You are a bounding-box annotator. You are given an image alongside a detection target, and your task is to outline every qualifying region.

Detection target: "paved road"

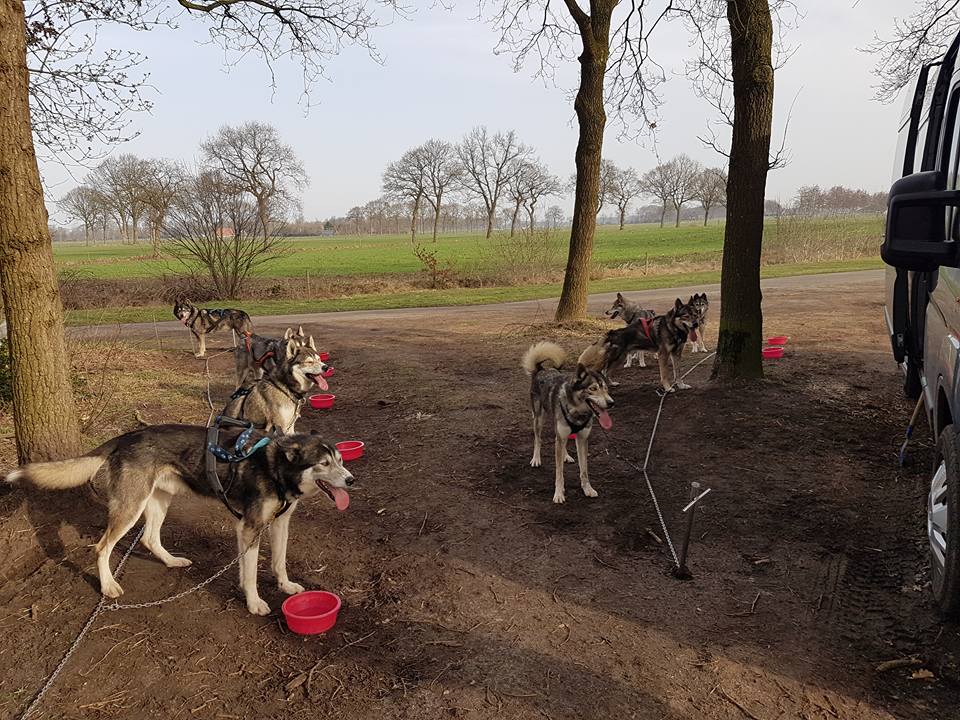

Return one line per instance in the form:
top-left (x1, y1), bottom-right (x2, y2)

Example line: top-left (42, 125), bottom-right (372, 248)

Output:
top-left (62, 269), bottom-right (883, 342)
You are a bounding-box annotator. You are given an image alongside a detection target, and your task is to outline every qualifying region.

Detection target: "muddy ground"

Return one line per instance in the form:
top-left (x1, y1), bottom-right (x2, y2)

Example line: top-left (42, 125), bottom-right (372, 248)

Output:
top-left (0, 272), bottom-right (957, 720)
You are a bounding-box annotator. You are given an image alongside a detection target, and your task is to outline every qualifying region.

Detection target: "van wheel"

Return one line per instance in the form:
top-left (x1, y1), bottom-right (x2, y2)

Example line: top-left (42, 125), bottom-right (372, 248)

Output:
top-left (904, 356), bottom-right (922, 399)
top-left (930, 426), bottom-right (960, 616)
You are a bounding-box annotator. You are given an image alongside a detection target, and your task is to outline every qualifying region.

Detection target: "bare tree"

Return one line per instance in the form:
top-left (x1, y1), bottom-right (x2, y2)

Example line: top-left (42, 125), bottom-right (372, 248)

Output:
top-left (383, 147), bottom-right (429, 241)
top-left (166, 170), bottom-right (285, 298)
top-left (457, 126), bottom-right (530, 239)
top-left (58, 185), bottom-right (102, 244)
top-left (607, 164), bottom-right (643, 230)
top-left (519, 161), bottom-right (561, 233)
top-left (421, 139), bottom-right (462, 242)
top-left (486, 2), bottom-right (670, 321)
top-left (88, 154), bottom-right (146, 243)
top-left (201, 122), bottom-right (307, 240)
top-left (665, 154), bottom-right (702, 227)
top-left (640, 163), bottom-right (673, 228)
top-left (137, 159), bottom-right (184, 257)
top-left (693, 166), bottom-right (727, 226)
top-left (866, 1), bottom-right (960, 103)
top-left (546, 205), bottom-right (565, 229)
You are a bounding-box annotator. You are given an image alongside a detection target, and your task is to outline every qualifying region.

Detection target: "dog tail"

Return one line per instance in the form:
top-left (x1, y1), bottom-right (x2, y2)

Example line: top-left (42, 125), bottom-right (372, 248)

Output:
top-left (522, 341), bottom-right (566, 375)
top-left (4, 438), bottom-right (117, 490)
top-left (577, 340), bottom-right (607, 372)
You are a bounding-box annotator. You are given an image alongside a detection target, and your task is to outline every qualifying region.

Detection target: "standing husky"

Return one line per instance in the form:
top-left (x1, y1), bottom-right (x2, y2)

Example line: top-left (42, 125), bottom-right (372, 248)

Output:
top-left (4, 426), bottom-right (354, 616)
top-left (236, 326), bottom-right (311, 387)
top-left (685, 293), bottom-right (709, 353)
top-left (605, 293), bottom-right (656, 368)
top-left (522, 342), bottom-right (614, 504)
top-left (579, 298), bottom-right (699, 392)
top-left (222, 339), bottom-right (329, 434)
top-left (173, 298), bottom-right (253, 358)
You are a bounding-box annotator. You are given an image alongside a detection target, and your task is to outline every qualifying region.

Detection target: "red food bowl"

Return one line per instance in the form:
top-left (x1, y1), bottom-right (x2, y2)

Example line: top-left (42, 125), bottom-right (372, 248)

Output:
top-left (762, 346), bottom-right (785, 359)
top-left (309, 393), bottom-right (335, 410)
top-left (319, 351), bottom-right (330, 362)
top-left (767, 335), bottom-right (789, 345)
top-left (282, 591), bottom-right (342, 635)
top-left (322, 367), bottom-right (335, 379)
top-left (336, 440), bottom-right (365, 461)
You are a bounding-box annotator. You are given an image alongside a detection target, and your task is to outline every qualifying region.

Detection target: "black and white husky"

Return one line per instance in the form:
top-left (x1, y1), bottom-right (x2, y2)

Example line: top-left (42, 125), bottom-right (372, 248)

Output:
top-left (522, 342), bottom-right (614, 504)
top-left (685, 293), bottom-right (710, 353)
top-left (173, 298), bottom-right (253, 358)
top-left (605, 292), bottom-right (656, 369)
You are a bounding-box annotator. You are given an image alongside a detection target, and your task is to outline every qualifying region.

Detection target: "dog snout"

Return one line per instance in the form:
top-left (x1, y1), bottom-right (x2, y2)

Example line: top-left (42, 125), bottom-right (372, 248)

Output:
top-left (606, 397), bottom-right (615, 408)
top-left (345, 474), bottom-right (354, 486)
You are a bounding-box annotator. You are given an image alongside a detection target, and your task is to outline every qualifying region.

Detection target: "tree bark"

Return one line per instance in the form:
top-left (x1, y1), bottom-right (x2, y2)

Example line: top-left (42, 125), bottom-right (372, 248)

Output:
top-left (510, 200), bottom-right (521, 237)
top-left (711, 0), bottom-right (774, 382)
top-left (555, 5), bottom-right (611, 323)
top-left (485, 206), bottom-right (495, 239)
top-left (674, 203), bottom-right (681, 227)
top-left (410, 193), bottom-right (421, 242)
top-left (703, 206), bottom-right (710, 226)
top-left (659, 204), bottom-right (666, 228)
top-left (0, 0), bottom-right (82, 463)
top-left (619, 205), bottom-right (626, 230)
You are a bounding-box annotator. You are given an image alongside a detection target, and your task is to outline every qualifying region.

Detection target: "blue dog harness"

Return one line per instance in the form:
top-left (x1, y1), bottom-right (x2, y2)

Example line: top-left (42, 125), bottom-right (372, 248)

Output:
top-left (205, 416), bottom-right (285, 520)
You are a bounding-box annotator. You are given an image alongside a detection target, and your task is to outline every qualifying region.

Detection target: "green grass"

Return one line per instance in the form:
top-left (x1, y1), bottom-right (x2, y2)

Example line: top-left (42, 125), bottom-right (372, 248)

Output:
top-left (54, 216), bottom-right (884, 280)
top-left (64, 257), bottom-right (883, 326)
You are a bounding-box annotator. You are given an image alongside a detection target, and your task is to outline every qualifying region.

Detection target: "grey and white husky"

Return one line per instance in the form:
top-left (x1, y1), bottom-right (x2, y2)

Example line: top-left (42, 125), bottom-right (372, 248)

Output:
top-left (605, 293), bottom-right (656, 369)
top-left (223, 339), bottom-right (329, 434)
top-left (5, 426), bottom-right (354, 615)
top-left (235, 326), bottom-right (311, 388)
top-left (685, 293), bottom-right (709, 353)
top-left (522, 342), bottom-right (614, 504)
top-left (173, 298), bottom-right (253, 358)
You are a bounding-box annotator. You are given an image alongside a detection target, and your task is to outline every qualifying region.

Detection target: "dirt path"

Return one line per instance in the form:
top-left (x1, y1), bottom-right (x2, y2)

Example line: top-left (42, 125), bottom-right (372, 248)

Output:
top-left (2, 268), bottom-right (958, 720)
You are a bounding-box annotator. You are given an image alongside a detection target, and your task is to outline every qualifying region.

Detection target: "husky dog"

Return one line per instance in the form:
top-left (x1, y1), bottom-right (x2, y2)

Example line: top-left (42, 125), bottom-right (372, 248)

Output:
top-left (605, 293), bottom-right (656, 369)
top-left (173, 298), bottom-right (253, 358)
top-left (522, 342), bottom-right (614, 504)
top-left (685, 293), bottom-right (709, 353)
top-left (5, 426), bottom-right (354, 615)
top-left (236, 326), bottom-right (311, 388)
top-left (579, 298), bottom-right (699, 393)
top-left (222, 339), bottom-right (329, 434)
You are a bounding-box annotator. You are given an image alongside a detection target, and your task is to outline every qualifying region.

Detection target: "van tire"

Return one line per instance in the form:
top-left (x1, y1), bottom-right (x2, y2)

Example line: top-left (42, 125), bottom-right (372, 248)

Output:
top-left (931, 426), bottom-right (960, 616)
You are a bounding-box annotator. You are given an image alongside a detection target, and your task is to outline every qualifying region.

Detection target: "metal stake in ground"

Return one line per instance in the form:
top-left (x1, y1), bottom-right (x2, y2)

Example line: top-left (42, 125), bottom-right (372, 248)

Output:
top-left (674, 481), bottom-right (710, 580)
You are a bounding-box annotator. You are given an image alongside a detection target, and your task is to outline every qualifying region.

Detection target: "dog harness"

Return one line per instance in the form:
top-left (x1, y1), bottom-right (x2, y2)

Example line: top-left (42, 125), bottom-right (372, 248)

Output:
top-left (561, 405), bottom-right (592, 435)
top-left (638, 316), bottom-right (654, 341)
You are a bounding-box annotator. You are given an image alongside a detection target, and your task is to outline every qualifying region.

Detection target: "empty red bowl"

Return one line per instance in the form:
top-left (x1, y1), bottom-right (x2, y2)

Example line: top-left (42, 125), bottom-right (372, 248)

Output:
top-left (336, 440), bottom-right (365, 461)
top-left (322, 367), bottom-right (335, 379)
top-left (762, 346), bottom-right (784, 359)
top-left (767, 335), bottom-right (789, 345)
top-left (319, 352), bottom-right (330, 362)
top-left (310, 393), bottom-right (335, 410)
top-left (282, 591), bottom-right (341, 635)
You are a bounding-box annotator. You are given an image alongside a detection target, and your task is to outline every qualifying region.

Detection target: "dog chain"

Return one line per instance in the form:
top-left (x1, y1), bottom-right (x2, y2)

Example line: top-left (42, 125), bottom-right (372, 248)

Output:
top-left (601, 351), bottom-right (717, 569)
top-left (17, 524), bottom-right (268, 720)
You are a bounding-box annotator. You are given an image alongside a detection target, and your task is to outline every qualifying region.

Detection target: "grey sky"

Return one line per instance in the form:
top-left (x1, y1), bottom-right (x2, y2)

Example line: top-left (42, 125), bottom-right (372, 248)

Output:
top-left (41, 1), bottom-right (911, 220)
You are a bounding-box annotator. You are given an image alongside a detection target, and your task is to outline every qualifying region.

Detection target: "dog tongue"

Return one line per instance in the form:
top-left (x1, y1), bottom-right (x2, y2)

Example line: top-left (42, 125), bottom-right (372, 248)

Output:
top-left (598, 409), bottom-right (613, 430)
top-left (315, 375), bottom-right (329, 391)
top-left (330, 487), bottom-right (350, 512)
top-left (689, 329), bottom-right (698, 342)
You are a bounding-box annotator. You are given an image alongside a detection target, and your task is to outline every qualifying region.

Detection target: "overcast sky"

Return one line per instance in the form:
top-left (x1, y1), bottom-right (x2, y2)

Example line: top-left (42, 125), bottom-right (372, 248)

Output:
top-left (40, 1), bottom-right (913, 221)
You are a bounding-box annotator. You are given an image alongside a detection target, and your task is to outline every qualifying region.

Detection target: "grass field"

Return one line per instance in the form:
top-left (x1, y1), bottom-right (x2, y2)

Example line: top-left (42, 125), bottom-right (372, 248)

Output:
top-left (54, 215), bottom-right (884, 280)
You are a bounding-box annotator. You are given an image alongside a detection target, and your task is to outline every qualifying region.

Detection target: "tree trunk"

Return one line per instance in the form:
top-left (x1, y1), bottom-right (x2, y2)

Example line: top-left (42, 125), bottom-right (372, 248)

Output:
top-left (510, 200), bottom-right (521, 237)
top-left (703, 206), bottom-right (710, 226)
top-left (0, 0), bottom-right (82, 463)
top-left (432, 206), bottom-right (440, 243)
top-left (555, 8), bottom-right (611, 323)
top-left (410, 194), bottom-right (421, 242)
top-left (675, 204), bottom-right (681, 227)
top-left (485, 206), bottom-right (495, 239)
top-left (618, 205), bottom-right (626, 230)
top-left (659, 204), bottom-right (666, 228)
top-left (528, 204), bottom-right (536, 234)
top-left (711, 0), bottom-right (774, 382)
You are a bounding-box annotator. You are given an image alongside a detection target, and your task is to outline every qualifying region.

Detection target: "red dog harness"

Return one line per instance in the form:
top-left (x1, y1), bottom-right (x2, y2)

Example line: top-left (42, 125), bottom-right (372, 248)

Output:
top-left (638, 316), bottom-right (653, 341)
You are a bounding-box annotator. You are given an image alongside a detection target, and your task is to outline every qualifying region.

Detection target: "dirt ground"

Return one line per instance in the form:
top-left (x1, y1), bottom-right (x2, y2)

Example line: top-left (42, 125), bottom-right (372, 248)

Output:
top-left (1, 272), bottom-right (958, 720)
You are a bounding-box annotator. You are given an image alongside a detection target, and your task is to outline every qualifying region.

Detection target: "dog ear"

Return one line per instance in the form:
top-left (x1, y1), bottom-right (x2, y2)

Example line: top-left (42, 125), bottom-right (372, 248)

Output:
top-left (675, 298), bottom-right (683, 311)
top-left (283, 328), bottom-right (294, 340)
top-left (286, 339), bottom-right (297, 359)
top-left (308, 336), bottom-right (316, 350)
top-left (616, 292), bottom-right (624, 301)
top-left (575, 363), bottom-right (588, 380)
top-left (297, 325), bottom-right (305, 338)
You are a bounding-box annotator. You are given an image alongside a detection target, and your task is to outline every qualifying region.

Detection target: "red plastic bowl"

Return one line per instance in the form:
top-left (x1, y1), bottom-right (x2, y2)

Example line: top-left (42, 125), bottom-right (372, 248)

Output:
top-left (762, 346), bottom-right (785, 359)
top-left (319, 351), bottom-right (330, 362)
top-left (336, 440), bottom-right (365, 461)
top-left (282, 591), bottom-right (341, 635)
top-left (322, 367), bottom-right (335, 379)
top-left (767, 335), bottom-right (789, 345)
top-left (310, 393), bottom-right (335, 410)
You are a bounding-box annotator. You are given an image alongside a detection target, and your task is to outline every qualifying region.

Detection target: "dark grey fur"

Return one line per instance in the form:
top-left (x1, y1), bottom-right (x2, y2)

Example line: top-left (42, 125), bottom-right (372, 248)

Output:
top-left (173, 298), bottom-right (253, 358)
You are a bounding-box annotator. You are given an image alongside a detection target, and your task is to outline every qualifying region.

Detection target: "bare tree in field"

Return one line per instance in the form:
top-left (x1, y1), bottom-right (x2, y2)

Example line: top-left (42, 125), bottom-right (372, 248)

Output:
top-left (519, 161), bottom-right (561, 233)
top-left (166, 170), bottom-right (285, 298)
top-left (421, 139), bottom-right (462, 242)
top-left (866, 0), bottom-right (960, 103)
top-left (383, 147), bottom-right (429, 241)
top-left (137, 159), bottom-right (184, 257)
top-left (607, 164), bottom-right (643, 230)
top-left (693, 166), bottom-right (727, 226)
top-left (665, 154), bottom-right (702, 227)
top-left (1, 0), bottom-right (399, 462)
top-left (201, 122), bottom-right (307, 240)
top-left (486, 2), bottom-right (669, 321)
top-left (457, 127), bottom-right (530, 239)
top-left (640, 163), bottom-right (673, 228)
top-left (506, 170), bottom-right (528, 238)
top-left (58, 186), bottom-right (102, 244)
top-left (89, 154), bottom-right (146, 243)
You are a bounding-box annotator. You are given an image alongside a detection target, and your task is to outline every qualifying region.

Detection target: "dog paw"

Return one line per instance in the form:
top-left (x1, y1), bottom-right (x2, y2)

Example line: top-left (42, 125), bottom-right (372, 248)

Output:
top-left (194, 353), bottom-right (205, 359)
top-left (564, 453), bottom-right (575, 463)
top-left (677, 382), bottom-right (692, 390)
top-left (246, 597), bottom-right (271, 616)
top-left (552, 492), bottom-right (566, 504)
top-left (661, 385), bottom-right (676, 394)
top-left (530, 457), bottom-right (541, 468)
top-left (582, 485), bottom-right (599, 498)
top-left (279, 581), bottom-right (305, 595)
top-left (101, 579), bottom-right (124, 598)
top-left (165, 556), bottom-right (192, 569)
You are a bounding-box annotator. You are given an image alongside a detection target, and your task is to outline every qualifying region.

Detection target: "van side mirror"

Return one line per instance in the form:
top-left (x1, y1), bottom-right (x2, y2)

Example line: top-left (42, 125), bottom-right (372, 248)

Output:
top-left (882, 171), bottom-right (960, 271)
